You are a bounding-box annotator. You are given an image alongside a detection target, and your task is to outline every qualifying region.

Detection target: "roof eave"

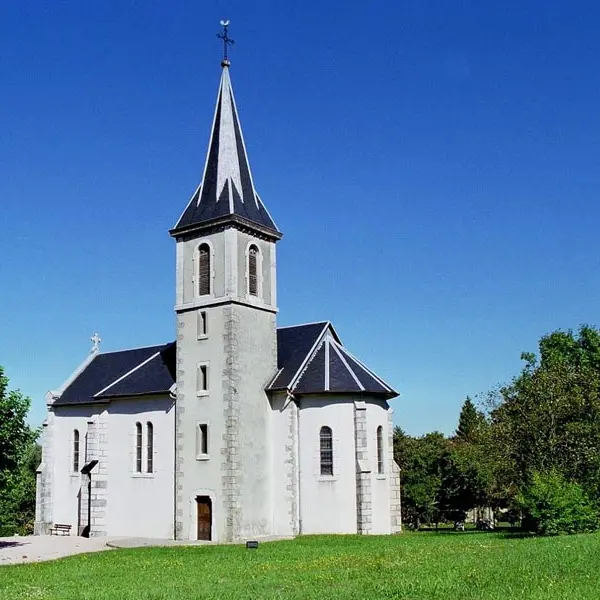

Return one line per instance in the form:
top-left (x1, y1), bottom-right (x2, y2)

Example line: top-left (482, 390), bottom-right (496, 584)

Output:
top-left (95, 390), bottom-right (173, 400)
top-left (52, 398), bottom-right (110, 408)
top-left (266, 386), bottom-right (398, 400)
top-left (169, 213), bottom-right (282, 242)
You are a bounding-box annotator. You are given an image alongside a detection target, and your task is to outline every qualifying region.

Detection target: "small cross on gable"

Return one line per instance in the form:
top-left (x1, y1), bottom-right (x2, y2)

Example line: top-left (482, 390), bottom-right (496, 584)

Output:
top-left (90, 333), bottom-right (102, 353)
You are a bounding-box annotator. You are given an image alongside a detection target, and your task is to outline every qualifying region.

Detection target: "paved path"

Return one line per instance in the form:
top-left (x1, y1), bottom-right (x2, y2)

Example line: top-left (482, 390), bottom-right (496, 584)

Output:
top-left (0, 536), bottom-right (117, 566)
top-left (0, 534), bottom-right (294, 565)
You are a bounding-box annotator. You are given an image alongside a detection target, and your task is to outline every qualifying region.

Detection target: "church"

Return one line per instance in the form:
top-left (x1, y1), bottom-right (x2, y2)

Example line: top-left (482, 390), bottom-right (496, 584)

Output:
top-left (35, 33), bottom-right (402, 542)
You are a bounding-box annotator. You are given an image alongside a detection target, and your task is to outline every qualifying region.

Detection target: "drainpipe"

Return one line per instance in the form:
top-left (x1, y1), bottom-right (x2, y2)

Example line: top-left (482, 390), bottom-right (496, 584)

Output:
top-left (170, 383), bottom-right (177, 540)
top-left (288, 390), bottom-right (302, 535)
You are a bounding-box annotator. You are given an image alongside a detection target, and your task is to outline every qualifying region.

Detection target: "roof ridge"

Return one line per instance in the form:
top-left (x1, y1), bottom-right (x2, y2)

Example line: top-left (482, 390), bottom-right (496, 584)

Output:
top-left (99, 342), bottom-right (173, 356)
top-left (286, 322), bottom-right (330, 391)
top-left (277, 321), bottom-right (330, 330)
top-left (292, 340), bottom-right (325, 393)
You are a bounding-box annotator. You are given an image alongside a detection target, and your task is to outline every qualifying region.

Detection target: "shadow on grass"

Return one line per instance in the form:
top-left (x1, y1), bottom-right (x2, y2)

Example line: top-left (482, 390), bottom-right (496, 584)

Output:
top-left (415, 526), bottom-right (535, 539)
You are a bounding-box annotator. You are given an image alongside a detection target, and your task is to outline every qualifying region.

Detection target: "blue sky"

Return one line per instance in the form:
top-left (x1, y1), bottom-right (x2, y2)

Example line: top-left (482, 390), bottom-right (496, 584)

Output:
top-left (1, 1), bottom-right (599, 435)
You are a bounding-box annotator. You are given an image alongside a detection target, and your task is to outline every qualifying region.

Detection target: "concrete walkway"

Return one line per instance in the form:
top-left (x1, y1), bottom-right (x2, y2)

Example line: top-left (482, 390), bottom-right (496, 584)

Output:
top-left (0, 534), bottom-right (294, 565)
top-left (0, 535), bottom-right (117, 566)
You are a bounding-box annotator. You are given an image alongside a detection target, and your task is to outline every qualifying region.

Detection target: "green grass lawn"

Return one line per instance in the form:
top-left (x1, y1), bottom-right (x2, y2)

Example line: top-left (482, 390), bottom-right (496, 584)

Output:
top-left (1, 531), bottom-right (599, 600)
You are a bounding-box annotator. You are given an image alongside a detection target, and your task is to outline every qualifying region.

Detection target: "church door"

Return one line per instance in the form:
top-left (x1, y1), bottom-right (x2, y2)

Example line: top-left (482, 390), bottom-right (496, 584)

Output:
top-left (196, 496), bottom-right (212, 541)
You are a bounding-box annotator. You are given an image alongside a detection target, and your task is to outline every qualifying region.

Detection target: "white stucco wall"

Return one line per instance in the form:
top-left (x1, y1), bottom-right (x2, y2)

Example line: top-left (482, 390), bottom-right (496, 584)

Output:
top-left (50, 404), bottom-right (99, 529)
top-left (298, 396), bottom-right (357, 534)
top-left (48, 396), bottom-right (175, 538)
top-left (105, 395), bottom-right (175, 538)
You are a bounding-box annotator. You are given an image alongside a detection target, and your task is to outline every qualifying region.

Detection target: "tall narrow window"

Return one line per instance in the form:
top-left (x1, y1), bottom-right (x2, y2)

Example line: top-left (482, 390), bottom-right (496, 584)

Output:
top-left (147, 422), bottom-right (154, 473)
top-left (197, 424), bottom-right (209, 457)
top-left (377, 426), bottom-right (384, 474)
top-left (135, 422), bottom-right (142, 472)
top-left (197, 310), bottom-right (208, 339)
top-left (197, 244), bottom-right (211, 296)
top-left (197, 364), bottom-right (208, 394)
top-left (73, 429), bottom-right (80, 472)
top-left (248, 245), bottom-right (258, 296)
top-left (320, 426), bottom-right (333, 476)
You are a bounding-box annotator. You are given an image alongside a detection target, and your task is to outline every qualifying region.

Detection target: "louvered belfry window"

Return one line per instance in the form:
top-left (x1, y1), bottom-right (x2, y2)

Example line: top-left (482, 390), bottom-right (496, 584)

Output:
top-left (248, 245), bottom-right (258, 296)
top-left (198, 244), bottom-right (211, 296)
top-left (320, 426), bottom-right (333, 476)
top-left (377, 426), bottom-right (384, 474)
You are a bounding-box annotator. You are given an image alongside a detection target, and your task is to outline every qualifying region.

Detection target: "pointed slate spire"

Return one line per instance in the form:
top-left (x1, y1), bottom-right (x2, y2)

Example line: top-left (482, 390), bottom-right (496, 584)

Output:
top-left (171, 64), bottom-right (281, 239)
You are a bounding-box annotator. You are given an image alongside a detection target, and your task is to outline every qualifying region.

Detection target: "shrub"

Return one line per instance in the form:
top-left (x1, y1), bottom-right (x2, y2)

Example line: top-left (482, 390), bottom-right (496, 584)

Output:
top-left (519, 471), bottom-right (599, 535)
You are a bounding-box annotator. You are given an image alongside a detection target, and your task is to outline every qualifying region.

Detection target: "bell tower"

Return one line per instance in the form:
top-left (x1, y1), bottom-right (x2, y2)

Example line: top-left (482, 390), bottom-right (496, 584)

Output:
top-left (169, 22), bottom-right (282, 541)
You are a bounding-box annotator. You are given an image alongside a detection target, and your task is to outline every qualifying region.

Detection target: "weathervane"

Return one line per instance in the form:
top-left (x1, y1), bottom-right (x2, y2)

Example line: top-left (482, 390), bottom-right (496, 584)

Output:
top-left (217, 19), bottom-right (235, 67)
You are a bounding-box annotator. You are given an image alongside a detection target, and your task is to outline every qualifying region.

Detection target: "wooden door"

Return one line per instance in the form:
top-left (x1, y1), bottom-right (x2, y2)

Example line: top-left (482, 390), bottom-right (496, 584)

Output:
top-left (196, 496), bottom-right (212, 541)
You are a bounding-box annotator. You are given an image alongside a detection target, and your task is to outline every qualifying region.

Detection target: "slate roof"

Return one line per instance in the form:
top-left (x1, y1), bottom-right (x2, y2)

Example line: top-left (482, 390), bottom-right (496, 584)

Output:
top-left (51, 324), bottom-right (396, 406)
top-left (52, 343), bottom-right (176, 406)
top-left (171, 66), bottom-right (281, 239)
top-left (269, 322), bottom-right (332, 391)
top-left (268, 322), bottom-right (397, 398)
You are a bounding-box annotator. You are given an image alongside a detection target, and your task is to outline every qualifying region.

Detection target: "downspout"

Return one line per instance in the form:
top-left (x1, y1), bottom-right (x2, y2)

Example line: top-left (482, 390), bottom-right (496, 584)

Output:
top-left (288, 390), bottom-right (302, 535)
top-left (170, 383), bottom-right (178, 540)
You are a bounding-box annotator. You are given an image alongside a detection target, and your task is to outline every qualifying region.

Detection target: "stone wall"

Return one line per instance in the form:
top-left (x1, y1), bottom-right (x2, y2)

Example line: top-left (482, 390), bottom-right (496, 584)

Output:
top-left (220, 304), bottom-right (242, 540)
top-left (34, 411), bottom-right (55, 535)
top-left (89, 412), bottom-right (108, 537)
top-left (354, 401), bottom-right (372, 534)
top-left (388, 410), bottom-right (402, 533)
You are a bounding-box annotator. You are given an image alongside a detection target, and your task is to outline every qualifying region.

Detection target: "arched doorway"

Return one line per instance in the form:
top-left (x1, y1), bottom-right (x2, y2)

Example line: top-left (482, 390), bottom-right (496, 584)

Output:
top-left (196, 496), bottom-right (212, 541)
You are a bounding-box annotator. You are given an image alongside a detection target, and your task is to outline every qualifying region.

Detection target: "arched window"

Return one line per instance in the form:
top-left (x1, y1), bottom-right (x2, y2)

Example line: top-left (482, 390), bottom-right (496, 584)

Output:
top-left (73, 429), bottom-right (80, 472)
top-left (135, 422), bottom-right (142, 472)
top-left (248, 245), bottom-right (259, 296)
top-left (320, 426), bottom-right (333, 476)
top-left (147, 422), bottom-right (154, 473)
top-left (197, 244), bottom-right (211, 296)
top-left (377, 426), bottom-right (384, 474)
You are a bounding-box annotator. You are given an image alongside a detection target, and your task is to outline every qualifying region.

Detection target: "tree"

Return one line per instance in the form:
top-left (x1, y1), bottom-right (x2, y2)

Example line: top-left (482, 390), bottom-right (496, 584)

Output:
top-left (519, 471), bottom-right (599, 535)
top-left (436, 399), bottom-right (496, 521)
top-left (0, 366), bottom-right (39, 535)
top-left (455, 397), bottom-right (485, 442)
top-left (489, 326), bottom-right (600, 504)
top-left (440, 438), bottom-right (495, 522)
top-left (394, 428), bottom-right (449, 529)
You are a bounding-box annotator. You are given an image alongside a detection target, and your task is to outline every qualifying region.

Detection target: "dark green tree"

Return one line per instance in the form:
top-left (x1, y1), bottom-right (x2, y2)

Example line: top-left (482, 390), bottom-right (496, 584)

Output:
top-left (455, 397), bottom-right (485, 442)
top-left (393, 428), bottom-right (449, 529)
top-left (0, 366), bottom-right (39, 535)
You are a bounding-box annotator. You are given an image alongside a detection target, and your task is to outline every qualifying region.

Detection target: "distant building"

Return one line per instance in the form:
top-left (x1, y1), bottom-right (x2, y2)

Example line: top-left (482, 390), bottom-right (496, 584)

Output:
top-left (35, 49), bottom-right (401, 541)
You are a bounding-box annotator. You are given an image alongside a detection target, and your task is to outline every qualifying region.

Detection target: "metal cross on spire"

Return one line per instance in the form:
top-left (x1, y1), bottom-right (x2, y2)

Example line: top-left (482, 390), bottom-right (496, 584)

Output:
top-left (217, 19), bottom-right (235, 67)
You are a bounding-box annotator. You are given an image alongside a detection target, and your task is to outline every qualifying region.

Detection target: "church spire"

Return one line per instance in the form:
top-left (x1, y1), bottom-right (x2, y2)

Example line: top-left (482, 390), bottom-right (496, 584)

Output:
top-left (171, 21), bottom-right (281, 240)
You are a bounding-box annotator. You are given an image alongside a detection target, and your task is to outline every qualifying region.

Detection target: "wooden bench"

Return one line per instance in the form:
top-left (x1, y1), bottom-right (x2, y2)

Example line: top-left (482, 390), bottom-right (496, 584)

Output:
top-left (49, 523), bottom-right (72, 536)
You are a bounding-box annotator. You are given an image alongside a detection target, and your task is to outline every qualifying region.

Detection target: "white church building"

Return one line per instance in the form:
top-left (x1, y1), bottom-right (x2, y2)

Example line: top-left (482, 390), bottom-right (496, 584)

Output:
top-left (35, 44), bottom-right (401, 542)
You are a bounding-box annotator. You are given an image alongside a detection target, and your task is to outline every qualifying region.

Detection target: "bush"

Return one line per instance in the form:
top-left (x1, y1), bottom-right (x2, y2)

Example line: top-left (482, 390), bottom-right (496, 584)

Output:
top-left (519, 471), bottom-right (599, 535)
